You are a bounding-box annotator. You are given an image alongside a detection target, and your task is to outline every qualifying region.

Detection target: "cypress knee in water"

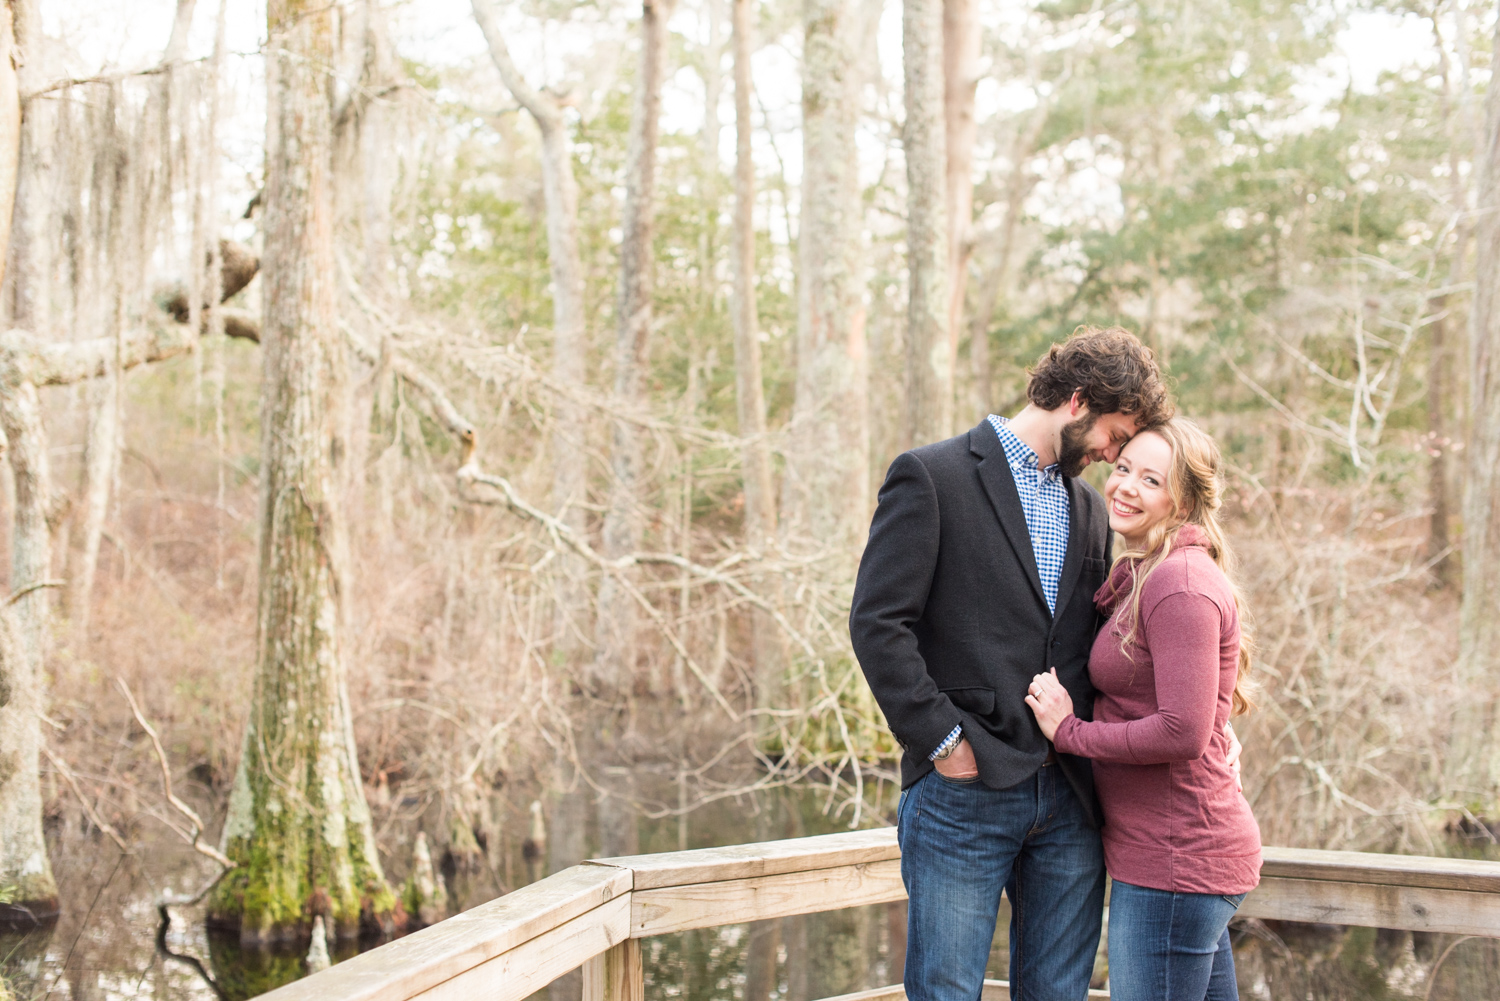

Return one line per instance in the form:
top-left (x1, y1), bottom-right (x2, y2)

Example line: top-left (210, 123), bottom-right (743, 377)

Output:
top-left (445, 807), bottom-right (485, 910)
top-left (403, 832), bottom-right (448, 927)
top-left (305, 916), bottom-right (331, 973)
top-left (521, 799), bottom-right (547, 885)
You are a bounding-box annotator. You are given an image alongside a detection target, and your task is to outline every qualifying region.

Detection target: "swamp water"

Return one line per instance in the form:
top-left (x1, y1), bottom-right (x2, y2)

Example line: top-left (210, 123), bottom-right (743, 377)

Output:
top-left (3, 785), bottom-right (1498, 1000)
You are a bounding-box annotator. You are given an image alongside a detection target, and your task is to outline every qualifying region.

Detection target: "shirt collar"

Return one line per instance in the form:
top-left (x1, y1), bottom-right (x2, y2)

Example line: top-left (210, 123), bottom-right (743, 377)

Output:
top-left (989, 415), bottom-right (1061, 483)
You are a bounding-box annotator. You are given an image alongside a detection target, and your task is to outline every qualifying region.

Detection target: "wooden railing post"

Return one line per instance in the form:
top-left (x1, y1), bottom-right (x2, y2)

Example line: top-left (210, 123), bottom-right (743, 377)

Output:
top-left (582, 940), bottom-right (643, 1001)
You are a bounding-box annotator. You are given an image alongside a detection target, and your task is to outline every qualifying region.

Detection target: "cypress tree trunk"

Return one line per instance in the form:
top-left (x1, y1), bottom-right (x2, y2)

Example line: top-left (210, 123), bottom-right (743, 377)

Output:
top-left (2, 0), bottom-right (46, 331)
top-left (902, 0), bottom-right (950, 448)
top-left (355, 0), bottom-right (396, 288)
top-left (1450, 17), bottom-right (1500, 804)
top-left (731, 0), bottom-right (787, 723)
top-left (210, 0), bottom-right (394, 944)
top-left (0, 377), bottom-right (58, 922)
top-left (0, 0), bottom-right (17, 292)
top-left (0, 2), bottom-right (58, 924)
top-left (731, 0), bottom-right (774, 557)
top-left (783, 0), bottom-right (872, 559)
top-left (0, 593), bottom-right (48, 923)
top-left (1427, 6), bottom-right (1471, 590)
top-left (595, 0), bottom-right (676, 692)
top-left (943, 0), bottom-right (978, 423)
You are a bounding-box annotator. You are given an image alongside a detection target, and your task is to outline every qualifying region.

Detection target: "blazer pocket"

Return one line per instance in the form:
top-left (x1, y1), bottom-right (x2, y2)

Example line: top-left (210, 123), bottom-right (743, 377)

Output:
top-left (941, 687), bottom-right (996, 717)
top-left (1083, 556), bottom-right (1108, 576)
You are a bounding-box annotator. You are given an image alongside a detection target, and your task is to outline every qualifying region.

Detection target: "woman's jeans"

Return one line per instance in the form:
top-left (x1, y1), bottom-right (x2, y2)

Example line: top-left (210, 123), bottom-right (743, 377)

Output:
top-left (897, 764), bottom-right (1106, 1001)
top-left (1106, 878), bottom-right (1245, 1001)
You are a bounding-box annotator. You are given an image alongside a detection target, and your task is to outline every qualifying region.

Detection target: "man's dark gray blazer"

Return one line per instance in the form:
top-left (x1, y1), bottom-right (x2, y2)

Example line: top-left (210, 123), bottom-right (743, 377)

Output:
top-left (849, 421), bottom-right (1112, 824)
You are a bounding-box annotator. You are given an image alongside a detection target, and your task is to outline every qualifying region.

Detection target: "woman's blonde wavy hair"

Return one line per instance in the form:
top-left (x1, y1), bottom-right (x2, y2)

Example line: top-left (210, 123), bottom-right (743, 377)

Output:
top-left (1109, 417), bottom-right (1257, 716)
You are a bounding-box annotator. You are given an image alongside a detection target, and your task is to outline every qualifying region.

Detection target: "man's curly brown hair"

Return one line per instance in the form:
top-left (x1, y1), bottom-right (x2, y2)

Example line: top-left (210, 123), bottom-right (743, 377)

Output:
top-left (1026, 325), bottom-right (1173, 426)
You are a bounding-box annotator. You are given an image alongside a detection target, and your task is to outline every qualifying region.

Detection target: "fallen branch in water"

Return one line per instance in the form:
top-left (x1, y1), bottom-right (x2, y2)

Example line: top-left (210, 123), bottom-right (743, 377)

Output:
top-left (117, 677), bottom-right (235, 869)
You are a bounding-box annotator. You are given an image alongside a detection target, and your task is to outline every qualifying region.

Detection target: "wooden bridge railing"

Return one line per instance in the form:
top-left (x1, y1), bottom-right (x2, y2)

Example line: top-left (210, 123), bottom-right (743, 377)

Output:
top-left (258, 827), bottom-right (1500, 1001)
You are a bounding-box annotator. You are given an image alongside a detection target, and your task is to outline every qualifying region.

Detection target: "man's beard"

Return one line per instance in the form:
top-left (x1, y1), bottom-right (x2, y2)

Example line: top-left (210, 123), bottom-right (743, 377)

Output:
top-left (1057, 411), bottom-right (1100, 478)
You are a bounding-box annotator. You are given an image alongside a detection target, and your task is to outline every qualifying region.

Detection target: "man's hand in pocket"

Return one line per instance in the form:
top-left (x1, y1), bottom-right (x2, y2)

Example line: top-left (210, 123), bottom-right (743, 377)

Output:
top-left (934, 738), bottom-right (979, 780)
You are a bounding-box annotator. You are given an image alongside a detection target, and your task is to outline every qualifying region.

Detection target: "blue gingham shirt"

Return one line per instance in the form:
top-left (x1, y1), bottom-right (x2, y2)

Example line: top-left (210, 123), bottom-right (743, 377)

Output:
top-left (986, 414), bottom-right (1071, 613)
top-left (930, 415), bottom-right (1072, 761)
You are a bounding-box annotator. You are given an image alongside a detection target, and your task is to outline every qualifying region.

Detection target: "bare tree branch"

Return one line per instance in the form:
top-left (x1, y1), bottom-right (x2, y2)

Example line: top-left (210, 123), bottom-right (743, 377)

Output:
top-left (39, 743), bottom-right (129, 853)
top-left (117, 677), bottom-right (235, 869)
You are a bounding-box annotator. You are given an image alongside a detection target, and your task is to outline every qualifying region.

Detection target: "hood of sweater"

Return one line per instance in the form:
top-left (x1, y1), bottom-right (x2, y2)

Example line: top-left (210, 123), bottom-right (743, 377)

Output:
top-left (1094, 523), bottom-right (1211, 614)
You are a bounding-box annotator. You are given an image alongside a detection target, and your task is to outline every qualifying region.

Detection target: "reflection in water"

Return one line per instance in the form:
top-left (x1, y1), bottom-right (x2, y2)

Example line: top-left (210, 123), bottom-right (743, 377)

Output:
top-left (3, 787), bottom-right (1499, 1000)
top-left (1230, 920), bottom-right (1500, 1000)
top-left (203, 933), bottom-right (360, 1001)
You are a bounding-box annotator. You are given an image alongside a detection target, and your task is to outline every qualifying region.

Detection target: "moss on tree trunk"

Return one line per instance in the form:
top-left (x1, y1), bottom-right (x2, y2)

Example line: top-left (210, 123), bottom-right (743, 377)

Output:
top-left (208, 0), bottom-right (395, 944)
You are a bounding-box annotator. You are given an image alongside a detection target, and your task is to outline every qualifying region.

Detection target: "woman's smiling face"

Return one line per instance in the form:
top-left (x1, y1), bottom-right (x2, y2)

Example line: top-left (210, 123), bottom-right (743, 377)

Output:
top-left (1104, 430), bottom-right (1179, 545)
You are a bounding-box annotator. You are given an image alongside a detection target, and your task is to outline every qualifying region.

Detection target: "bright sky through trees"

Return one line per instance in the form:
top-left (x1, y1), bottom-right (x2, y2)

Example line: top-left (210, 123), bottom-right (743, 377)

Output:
top-left (52, 0), bottom-right (1447, 198)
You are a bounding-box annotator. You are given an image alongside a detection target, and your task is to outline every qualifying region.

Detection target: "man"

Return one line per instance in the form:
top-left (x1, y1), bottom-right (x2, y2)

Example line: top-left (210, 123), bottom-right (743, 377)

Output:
top-left (850, 326), bottom-right (1172, 1000)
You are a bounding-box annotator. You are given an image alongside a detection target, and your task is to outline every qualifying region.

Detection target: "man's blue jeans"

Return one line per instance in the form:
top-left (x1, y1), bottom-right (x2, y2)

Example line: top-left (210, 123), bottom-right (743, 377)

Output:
top-left (1106, 880), bottom-right (1244, 1001)
top-left (897, 764), bottom-right (1106, 1001)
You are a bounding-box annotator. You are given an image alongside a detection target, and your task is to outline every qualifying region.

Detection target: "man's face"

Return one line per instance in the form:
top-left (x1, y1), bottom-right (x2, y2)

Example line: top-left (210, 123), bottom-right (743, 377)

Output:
top-left (1057, 409), bottom-right (1140, 478)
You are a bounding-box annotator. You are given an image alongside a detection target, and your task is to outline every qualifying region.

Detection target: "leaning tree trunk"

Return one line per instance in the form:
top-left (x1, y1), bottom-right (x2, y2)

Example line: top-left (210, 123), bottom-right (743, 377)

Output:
top-left (209, 0), bottom-right (394, 944)
top-left (594, 0), bottom-right (676, 693)
top-left (471, 0), bottom-right (592, 655)
top-left (1451, 18), bottom-right (1500, 804)
top-left (902, 0), bottom-right (949, 449)
top-left (943, 0), bottom-right (978, 421)
top-left (783, 0), bottom-right (871, 559)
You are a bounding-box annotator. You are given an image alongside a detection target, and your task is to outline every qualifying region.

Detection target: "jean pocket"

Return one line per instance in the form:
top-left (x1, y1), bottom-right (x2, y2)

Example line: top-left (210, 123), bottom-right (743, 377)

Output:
top-left (1220, 892), bottom-right (1247, 910)
top-left (932, 770), bottom-right (981, 785)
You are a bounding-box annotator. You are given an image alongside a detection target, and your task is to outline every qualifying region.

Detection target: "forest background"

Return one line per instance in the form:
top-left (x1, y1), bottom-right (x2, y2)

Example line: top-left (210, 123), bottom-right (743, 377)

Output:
top-left (1, 0), bottom-right (1500, 996)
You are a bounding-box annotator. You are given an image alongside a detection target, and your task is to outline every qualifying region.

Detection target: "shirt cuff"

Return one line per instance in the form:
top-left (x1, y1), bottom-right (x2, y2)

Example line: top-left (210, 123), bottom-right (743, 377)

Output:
top-left (929, 724), bottom-right (964, 760)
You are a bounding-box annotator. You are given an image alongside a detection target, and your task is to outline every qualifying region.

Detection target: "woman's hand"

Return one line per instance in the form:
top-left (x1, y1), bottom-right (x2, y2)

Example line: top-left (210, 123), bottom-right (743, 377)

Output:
top-left (1024, 668), bottom-right (1074, 742)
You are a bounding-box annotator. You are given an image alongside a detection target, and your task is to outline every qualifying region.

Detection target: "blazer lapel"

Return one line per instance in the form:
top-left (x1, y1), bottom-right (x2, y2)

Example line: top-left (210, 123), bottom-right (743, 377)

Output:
top-left (1051, 475), bottom-right (1088, 619)
top-left (970, 424), bottom-right (1048, 612)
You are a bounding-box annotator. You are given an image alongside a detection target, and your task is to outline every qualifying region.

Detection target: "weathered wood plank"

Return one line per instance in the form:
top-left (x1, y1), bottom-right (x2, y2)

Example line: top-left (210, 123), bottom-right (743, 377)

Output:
top-left (604, 834), bottom-right (1500, 895)
top-left (1260, 846), bottom-right (1500, 893)
top-left (594, 827), bottom-right (900, 890)
top-left (1241, 876), bottom-right (1500, 937)
top-left (630, 859), bottom-right (907, 936)
top-left (257, 864), bottom-right (631, 1001)
top-left (582, 939), bottom-right (644, 1001)
top-left (811, 980), bottom-right (1108, 1001)
top-left (809, 985), bottom-right (905, 1001)
top-left (413, 894), bottom-right (631, 1001)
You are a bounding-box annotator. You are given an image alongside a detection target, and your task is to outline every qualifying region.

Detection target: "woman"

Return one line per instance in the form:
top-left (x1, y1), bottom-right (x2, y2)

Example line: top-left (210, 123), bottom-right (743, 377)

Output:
top-left (1025, 417), bottom-right (1260, 1001)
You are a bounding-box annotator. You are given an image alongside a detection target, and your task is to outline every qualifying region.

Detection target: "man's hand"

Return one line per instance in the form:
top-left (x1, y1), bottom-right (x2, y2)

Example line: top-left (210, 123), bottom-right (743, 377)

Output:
top-left (934, 738), bottom-right (979, 779)
top-left (1025, 669), bottom-right (1074, 742)
top-left (1225, 721), bottom-right (1243, 793)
